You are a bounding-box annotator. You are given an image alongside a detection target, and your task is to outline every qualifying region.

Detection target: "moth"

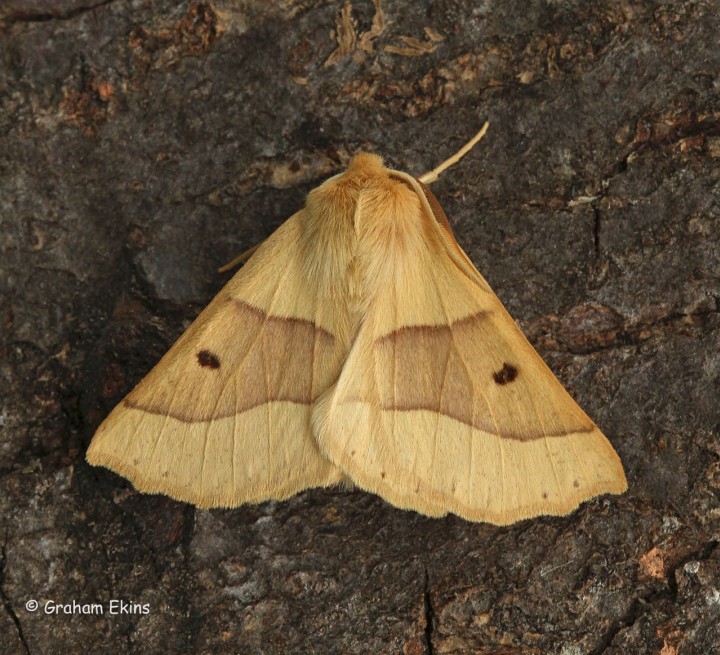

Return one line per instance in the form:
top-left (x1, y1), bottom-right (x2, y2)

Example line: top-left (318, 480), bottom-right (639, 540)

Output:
top-left (87, 127), bottom-right (627, 524)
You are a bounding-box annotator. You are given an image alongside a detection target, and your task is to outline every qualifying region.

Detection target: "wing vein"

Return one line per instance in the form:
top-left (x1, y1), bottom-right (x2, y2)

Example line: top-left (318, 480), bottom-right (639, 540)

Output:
top-left (431, 265), bottom-right (502, 437)
top-left (428, 266), bottom-right (455, 492)
top-left (518, 356), bottom-right (563, 497)
top-left (145, 360), bottom-right (185, 477)
top-left (218, 259), bottom-right (295, 420)
top-left (393, 264), bottom-right (399, 473)
top-left (266, 343), bottom-right (273, 476)
top-left (232, 376), bottom-right (238, 495)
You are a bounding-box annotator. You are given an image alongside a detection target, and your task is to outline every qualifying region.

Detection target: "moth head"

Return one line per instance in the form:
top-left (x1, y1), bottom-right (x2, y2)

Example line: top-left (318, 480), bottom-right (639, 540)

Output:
top-left (347, 152), bottom-right (384, 175)
top-left (305, 152), bottom-right (391, 227)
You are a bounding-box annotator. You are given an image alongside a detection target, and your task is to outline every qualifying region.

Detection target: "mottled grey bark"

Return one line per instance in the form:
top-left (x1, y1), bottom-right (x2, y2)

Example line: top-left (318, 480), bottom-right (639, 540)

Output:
top-left (1, 1), bottom-right (718, 653)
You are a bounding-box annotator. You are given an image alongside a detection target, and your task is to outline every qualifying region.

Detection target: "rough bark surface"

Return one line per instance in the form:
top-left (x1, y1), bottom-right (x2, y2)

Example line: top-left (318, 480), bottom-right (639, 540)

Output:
top-left (1, 1), bottom-right (719, 653)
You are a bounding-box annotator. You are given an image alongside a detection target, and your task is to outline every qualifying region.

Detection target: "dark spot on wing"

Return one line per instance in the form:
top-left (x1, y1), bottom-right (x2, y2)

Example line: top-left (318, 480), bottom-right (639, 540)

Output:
top-left (493, 362), bottom-right (518, 385)
top-left (197, 349), bottom-right (221, 369)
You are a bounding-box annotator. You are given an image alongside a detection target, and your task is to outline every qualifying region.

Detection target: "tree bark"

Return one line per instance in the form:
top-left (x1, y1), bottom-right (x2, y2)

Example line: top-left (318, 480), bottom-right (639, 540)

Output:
top-left (1, 1), bottom-right (718, 653)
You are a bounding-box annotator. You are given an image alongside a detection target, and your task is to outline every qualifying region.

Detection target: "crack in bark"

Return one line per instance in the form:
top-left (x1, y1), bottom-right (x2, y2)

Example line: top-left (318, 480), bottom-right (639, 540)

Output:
top-left (600, 116), bottom-right (720, 182)
top-left (627, 117), bottom-right (720, 160)
top-left (592, 203), bottom-right (601, 260)
top-left (666, 539), bottom-right (719, 601)
top-left (538, 306), bottom-right (720, 357)
top-left (2, 0), bottom-right (116, 24)
top-left (590, 539), bottom-right (719, 655)
top-left (422, 566), bottom-right (435, 655)
top-left (589, 594), bottom-right (649, 655)
top-left (0, 530), bottom-right (30, 655)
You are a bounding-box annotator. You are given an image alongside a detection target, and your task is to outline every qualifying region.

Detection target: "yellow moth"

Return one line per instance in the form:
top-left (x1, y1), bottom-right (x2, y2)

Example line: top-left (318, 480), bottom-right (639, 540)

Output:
top-left (87, 125), bottom-right (627, 524)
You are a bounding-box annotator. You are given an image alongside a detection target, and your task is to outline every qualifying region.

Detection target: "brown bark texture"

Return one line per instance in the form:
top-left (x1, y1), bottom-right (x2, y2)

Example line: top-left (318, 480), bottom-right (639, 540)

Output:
top-left (1, 1), bottom-right (719, 653)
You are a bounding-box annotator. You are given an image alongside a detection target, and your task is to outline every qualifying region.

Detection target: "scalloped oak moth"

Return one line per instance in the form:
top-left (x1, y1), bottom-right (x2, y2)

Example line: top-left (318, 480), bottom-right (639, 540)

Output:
top-left (87, 127), bottom-right (627, 524)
